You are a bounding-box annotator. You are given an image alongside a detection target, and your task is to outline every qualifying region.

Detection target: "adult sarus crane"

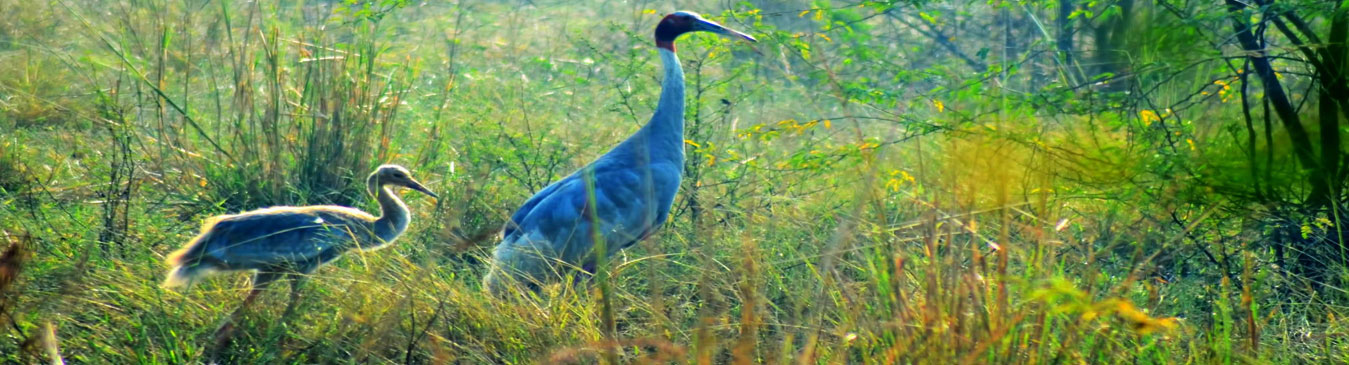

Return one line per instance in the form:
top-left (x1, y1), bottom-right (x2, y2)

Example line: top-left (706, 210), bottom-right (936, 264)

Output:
top-left (162, 165), bottom-right (436, 352)
top-left (484, 11), bottom-right (756, 295)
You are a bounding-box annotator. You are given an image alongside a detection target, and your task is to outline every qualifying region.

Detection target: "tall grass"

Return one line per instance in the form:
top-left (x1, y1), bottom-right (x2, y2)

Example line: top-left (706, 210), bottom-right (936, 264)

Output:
top-left (0, 0), bottom-right (1345, 363)
top-left (71, 0), bottom-right (417, 212)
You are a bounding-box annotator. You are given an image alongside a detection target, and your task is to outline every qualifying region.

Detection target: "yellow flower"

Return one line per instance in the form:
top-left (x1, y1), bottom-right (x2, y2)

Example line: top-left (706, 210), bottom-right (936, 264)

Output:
top-left (1114, 300), bottom-right (1178, 335)
top-left (1139, 110), bottom-right (1161, 126)
top-left (885, 178), bottom-right (903, 192)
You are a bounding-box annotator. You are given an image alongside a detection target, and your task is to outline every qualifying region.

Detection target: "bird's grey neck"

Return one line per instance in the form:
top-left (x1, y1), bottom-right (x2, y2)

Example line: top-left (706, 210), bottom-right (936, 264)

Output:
top-left (626, 48), bottom-right (686, 162)
top-left (372, 183), bottom-right (410, 247)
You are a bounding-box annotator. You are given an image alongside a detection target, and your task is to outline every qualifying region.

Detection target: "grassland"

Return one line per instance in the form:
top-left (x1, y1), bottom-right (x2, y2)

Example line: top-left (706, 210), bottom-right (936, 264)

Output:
top-left (1, 0), bottom-right (1347, 363)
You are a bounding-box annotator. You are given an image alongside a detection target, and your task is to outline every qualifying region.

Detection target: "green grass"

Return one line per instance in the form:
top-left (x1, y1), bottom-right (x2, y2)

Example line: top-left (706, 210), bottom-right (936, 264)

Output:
top-left (2, 0), bottom-right (1348, 363)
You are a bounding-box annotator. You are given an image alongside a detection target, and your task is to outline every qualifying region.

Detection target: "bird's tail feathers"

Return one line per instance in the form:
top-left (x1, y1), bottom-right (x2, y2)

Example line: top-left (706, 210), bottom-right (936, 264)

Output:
top-left (165, 221), bottom-right (225, 267)
top-left (162, 264), bottom-right (216, 289)
top-left (164, 246), bottom-right (192, 267)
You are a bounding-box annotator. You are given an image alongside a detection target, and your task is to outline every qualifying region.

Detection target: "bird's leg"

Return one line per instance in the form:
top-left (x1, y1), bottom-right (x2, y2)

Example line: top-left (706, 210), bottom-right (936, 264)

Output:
top-left (568, 269), bottom-right (594, 292)
top-left (280, 274), bottom-right (307, 321)
top-left (259, 273), bottom-right (310, 354)
top-left (208, 287), bottom-right (261, 353)
top-left (208, 272), bottom-right (282, 362)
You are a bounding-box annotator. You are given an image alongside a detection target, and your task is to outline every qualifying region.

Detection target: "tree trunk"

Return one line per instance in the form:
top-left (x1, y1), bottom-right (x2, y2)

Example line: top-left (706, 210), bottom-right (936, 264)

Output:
top-left (1092, 0), bottom-right (1134, 91)
top-left (1321, 7), bottom-right (1348, 205)
top-left (1056, 0), bottom-right (1075, 80)
top-left (1226, 0), bottom-right (1327, 207)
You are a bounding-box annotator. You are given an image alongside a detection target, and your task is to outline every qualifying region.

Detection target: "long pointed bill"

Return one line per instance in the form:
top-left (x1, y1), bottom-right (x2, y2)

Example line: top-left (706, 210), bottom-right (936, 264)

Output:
top-left (695, 18), bottom-right (757, 43)
top-left (406, 180), bottom-right (439, 199)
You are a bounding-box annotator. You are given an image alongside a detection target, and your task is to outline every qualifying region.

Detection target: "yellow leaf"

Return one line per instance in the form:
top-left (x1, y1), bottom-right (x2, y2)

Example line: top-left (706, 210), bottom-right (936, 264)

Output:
top-left (1115, 300), bottom-right (1179, 335)
top-left (814, 9), bottom-right (824, 21)
top-left (684, 139), bottom-right (701, 148)
top-left (933, 100), bottom-right (945, 113)
top-left (643, 9), bottom-right (656, 15)
top-left (823, 119), bottom-right (832, 129)
top-left (798, 9), bottom-right (810, 18)
top-left (1139, 110), bottom-right (1160, 126)
top-left (885, 178), bottom-right (903, 192)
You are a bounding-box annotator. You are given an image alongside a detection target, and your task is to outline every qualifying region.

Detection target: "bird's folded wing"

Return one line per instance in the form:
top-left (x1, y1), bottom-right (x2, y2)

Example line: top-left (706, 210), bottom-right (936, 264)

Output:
top-left (504, 177), bottom-right (568, 238)
top-left (202, 211), bottom-right (362, 267)
top-left (506, 167), bottom-right (670, 263)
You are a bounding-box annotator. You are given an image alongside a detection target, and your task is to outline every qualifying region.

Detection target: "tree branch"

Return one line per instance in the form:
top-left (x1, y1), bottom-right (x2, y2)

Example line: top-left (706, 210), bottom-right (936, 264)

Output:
top-left (887, 11), bottom-right (989, 72)
top-left (1226, 0), bottom-right (1328, 206)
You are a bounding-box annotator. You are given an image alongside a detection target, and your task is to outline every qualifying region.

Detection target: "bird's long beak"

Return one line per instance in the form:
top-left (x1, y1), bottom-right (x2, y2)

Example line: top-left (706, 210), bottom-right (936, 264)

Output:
top-left (695, 18), bottom-right (757, 43)
top-left (406, 180), bottom-right (439, 199)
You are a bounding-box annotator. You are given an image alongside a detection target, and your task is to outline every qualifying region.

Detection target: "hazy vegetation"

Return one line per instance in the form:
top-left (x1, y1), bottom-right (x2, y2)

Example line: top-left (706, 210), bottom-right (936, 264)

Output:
top-left (1, 0), bottom-right (1348, 363)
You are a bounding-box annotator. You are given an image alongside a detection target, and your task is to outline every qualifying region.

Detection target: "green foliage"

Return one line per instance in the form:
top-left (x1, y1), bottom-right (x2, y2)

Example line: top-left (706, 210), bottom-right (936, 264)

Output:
top-left (0, 139), bottom-right (30, 195)
top-left (2, 0), bottom-right (1349, 363)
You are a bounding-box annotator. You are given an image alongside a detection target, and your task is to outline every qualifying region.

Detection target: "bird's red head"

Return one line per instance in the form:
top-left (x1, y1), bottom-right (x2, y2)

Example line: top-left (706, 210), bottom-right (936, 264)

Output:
top-left (654, 11), bottom-right (757, 52)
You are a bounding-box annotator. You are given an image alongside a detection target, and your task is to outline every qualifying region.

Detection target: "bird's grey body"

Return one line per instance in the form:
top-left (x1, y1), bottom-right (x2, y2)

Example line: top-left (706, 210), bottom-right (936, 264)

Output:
top-left (165, 206), bottom-right (395, 287)
top-left (484, 11), bottom-right (756, 294)
top-left (163, 164), bottom-right (436, 358)
top-left (163, 164), bottom-right (434, 290)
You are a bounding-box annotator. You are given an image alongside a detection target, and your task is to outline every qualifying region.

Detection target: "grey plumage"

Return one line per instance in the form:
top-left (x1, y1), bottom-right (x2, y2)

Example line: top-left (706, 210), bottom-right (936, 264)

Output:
top-left (163, 164), bottom-right (437, 291)
top-left (483, 11), bottom-right (756, 295)
top-left (168, 164), bottom-right (437, 358)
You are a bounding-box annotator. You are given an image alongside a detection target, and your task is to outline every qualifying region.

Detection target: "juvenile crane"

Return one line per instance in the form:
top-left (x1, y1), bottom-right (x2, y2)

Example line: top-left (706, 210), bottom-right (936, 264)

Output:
top-left (484, 11), bottom-right (756, 295)
top-left (163, 164), bottom-right (437, 311)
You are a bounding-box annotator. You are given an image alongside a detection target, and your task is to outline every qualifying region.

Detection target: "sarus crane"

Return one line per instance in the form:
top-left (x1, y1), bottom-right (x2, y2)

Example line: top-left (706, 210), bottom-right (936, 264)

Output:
top-left (162, 165), bottom-right (436, 352)
top-left (484, 11), bottom-right (756, 295)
